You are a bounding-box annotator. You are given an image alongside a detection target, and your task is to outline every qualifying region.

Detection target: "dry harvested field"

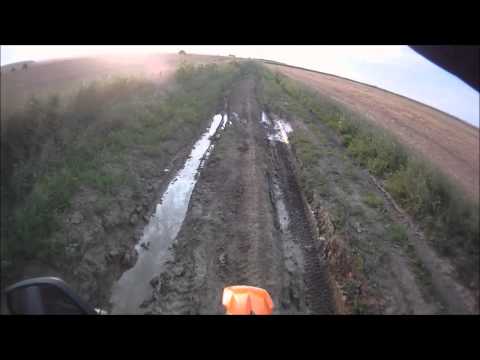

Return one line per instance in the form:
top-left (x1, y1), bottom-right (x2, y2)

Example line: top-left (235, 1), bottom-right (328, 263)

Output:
top-left (1, 53), bottom-right (229, 120)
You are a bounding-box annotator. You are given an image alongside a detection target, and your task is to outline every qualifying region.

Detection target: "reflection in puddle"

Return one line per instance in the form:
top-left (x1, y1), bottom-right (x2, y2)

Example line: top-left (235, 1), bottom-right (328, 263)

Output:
top-left (261, 111), bottom-right (271, 126)
top-left (110, 113), bottom-right (225, 314)
top-left (264, 111), bottom-right (291, 230)
top-left (273, 181), bottom-right (290, 232)
top-left (221, 114), bottom-right (229, 130)
top-left (262, 112), bottom-right (293, 144)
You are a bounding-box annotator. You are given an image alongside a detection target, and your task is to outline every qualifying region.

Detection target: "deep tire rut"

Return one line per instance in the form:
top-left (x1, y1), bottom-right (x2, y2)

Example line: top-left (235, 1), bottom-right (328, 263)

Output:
top-left (270, 139), bottom-right (335, 314)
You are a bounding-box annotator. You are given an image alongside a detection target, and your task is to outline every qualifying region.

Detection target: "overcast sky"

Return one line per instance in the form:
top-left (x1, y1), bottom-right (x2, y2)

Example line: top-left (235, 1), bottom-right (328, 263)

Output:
top-left (1, 45), bottom-right (478, 127)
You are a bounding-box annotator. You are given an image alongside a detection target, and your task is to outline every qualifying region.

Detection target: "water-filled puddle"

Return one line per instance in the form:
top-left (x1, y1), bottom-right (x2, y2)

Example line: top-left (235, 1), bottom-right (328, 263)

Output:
top-left (261, 111), bottom-right (272, 126)
top-left (262, 112), bottom-right (293, 144)
top-left (110, 113), bottom-right (226, 314)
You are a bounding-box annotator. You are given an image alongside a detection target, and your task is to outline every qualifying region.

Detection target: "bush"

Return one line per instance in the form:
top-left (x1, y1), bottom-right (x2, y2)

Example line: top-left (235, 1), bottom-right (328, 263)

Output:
top-left (347, 136), bottom-right (376, 166)
top-left (363, 192), bottom-right (383, 208)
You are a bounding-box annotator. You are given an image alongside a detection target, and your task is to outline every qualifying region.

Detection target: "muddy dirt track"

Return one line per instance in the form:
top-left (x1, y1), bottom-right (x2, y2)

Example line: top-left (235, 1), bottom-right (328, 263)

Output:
top-left (124, 74), bottom-right (478, 315)
top-left (3, 56), bottom-right (477, 314)
top-left (138, 76), bottom-right (336, 314)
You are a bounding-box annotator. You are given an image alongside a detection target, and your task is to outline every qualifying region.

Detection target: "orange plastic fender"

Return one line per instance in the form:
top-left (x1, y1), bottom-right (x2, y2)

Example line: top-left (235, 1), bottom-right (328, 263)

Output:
top-left (222, 285), bottom-right (274, 315)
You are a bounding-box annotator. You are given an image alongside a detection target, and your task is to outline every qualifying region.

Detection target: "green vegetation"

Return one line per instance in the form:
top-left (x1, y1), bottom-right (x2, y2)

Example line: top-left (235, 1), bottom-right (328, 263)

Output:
top-left (388, 224), bottom-right (409, 244)
top-left (363, 192), bottom-right (384, 209)
top-left (1, 62), bottom-right (240, 266)
top-left (258, 64), bottom-right (479, 285)
top-left (290, 129), bottom-right (328, 201)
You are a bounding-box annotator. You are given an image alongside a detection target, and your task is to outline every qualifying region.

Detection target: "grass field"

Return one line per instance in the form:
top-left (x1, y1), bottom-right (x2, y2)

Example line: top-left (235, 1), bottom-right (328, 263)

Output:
top-left (1, 60), bottom-right (240, 269)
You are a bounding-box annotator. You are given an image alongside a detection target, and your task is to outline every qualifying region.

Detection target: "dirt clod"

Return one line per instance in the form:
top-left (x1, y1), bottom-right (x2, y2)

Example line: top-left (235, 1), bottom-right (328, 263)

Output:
top-left (70, 212), bottom-right (84, 224)
top-left (130, 213), bottom-right (139, 225)
top-left (150, 276), bottom-right (160, 288)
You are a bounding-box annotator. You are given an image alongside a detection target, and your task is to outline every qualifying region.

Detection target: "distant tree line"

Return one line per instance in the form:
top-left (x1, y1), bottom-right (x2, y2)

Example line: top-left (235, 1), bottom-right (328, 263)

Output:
top-left (9, 63), bottom-right (28, 72)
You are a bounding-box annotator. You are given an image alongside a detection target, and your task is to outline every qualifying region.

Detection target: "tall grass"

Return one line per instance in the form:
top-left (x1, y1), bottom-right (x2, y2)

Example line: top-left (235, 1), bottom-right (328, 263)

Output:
top-left (1, 62), bottom-right (240, 266)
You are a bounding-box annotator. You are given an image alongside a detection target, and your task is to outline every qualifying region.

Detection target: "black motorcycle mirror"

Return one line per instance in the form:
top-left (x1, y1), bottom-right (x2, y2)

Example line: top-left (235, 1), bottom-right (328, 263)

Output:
top-left (5, 277), bottom-right (97, 315)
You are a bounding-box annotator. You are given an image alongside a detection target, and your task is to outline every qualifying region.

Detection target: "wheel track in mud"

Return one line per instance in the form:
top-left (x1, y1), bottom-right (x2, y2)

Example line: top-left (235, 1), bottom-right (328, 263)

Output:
top-left (233, 84), bottom-right (282, 295)
top-left (234, 91), bottom-right (262, 286)
top-left (271, 139), bottom-right (335, 314)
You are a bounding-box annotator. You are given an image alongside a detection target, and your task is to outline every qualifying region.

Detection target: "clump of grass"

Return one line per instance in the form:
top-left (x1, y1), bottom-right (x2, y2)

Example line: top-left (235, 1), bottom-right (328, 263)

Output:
top-left (388, 224), bottom-right (409, 244)
top-left (363, 192), bottom-right (384, 208)
top-left (349, 204), bottom-right (365, 218)
top-left (330, 203), bottom-right (348, 230)
top-left (342, 276), bottom-right (370, 314)
top-left (290, 130), bottom-right (331, 201)
top-left (291, 131), bottom-right (323, 167)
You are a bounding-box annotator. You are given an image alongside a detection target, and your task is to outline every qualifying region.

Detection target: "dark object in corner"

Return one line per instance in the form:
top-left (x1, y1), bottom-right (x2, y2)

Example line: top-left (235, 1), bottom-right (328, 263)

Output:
top-left (410, 46), bottom-right (479, 91)
top-left (4, 277), bottom-right (97, 314)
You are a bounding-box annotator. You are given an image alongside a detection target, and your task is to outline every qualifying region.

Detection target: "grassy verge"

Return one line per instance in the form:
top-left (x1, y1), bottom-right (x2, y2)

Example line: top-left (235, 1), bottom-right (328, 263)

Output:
top-left (1, 61), bottom-right (240, 268)
top-left (257, 64), bottom-right (479, 288)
